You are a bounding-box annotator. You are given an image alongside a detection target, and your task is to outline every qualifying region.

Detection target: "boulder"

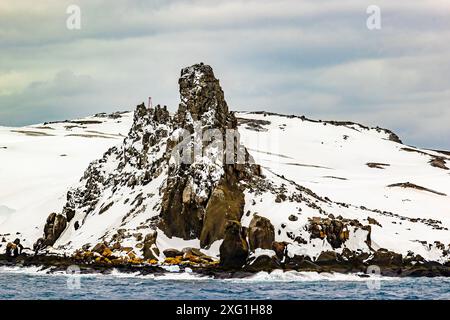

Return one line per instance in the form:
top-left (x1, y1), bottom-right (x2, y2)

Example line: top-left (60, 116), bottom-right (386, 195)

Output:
top-left (182, 247), bottom-right (206, 257)
top-left (92, 242), bottom-right (108, 254)
top-left (245, 254), bottom-right (281, 272)
top-left (369, 249), bottom-right (403, 266)
top-left (199, 178), bottom-right (245, 248)
top-left (142, 231), bottom-right (159, 260)
top-left (219, 220), bottom-right (249, 269)
top-left (272, 241), bottom-right (288, 260)
top-left (41, 213), bottom-right (67, 246)
top-left (163, 248), bottom-right (183, 258)
top-left (285, 255), bottom-right (321, 271)
top-left (248, 215), bottom-right (275, 251)
top-left (315, 251), bottom-right (341, 265)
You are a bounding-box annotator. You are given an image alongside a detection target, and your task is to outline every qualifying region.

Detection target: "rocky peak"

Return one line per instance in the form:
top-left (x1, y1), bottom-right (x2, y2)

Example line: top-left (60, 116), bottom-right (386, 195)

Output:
top-left (35, 63), bottom-right (259, 259)
top-left (175, 63), bottom-right (234, 130)
top-left (159, 63), bottom-right (259, 246)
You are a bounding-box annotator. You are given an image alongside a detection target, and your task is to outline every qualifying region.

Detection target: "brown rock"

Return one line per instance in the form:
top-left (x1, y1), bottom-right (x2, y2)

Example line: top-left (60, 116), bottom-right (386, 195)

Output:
top-left (245, 254), bottom-right (281, 272)
top-left (219, 220), bottom-right (249, 269)
top-left (369, 249), bottom-right (403, 266)
top-left (163, 248), bottom-right (183, 258)
top-left (272, 241), bottom-right (288, 259)
top-left (143, 231), bottom-right (159, 260)
top-left (92, 242), bottom-right (108, 254)
top-left (41, 213), bottom-right (67, 246)
top-left (248, 215), bottom-right (275, 251)
top-left (315, 251), bottom-right (341, 265)
top-left (200, 178), bottom-right (245, 248)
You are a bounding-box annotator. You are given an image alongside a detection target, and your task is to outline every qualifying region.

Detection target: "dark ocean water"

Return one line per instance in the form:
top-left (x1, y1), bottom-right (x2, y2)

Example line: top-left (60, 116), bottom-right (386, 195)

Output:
top-left (0, 267), bottom-right (449, 300)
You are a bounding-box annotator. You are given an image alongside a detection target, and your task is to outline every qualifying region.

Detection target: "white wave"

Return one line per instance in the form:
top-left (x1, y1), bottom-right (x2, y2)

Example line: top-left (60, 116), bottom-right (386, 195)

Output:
top-left (160, 265), bottom-right (181, 273)
top-left (225, 270), bottom-right (399, 282)
top-left (0, 266), bottom-right (398, 282)
top-left (153, 272), bottom-right (212, 281)
top-left (0, 265), bottom-right (51, 275)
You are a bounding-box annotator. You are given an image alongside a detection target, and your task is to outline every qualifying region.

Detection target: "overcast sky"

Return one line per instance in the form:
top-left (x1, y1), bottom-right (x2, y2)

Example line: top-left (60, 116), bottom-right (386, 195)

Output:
top-left (1, 0), bottom-right (449, 149)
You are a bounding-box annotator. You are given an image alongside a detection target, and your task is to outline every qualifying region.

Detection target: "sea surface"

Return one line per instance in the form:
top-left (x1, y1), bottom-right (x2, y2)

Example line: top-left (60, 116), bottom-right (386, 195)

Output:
top-left (0, 266), bottom-right (448, 300)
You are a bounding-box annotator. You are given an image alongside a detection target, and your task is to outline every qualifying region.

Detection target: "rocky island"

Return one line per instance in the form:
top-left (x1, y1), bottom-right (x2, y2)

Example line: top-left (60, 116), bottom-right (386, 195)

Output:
top-left (1, 63), bottom-right (449, 277)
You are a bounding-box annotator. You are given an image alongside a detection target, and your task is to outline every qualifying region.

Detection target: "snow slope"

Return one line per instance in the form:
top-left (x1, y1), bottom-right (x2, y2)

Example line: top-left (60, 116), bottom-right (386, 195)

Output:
top-left (0, 112), bottom-right (133, 249)
top-left (237, 112), bottom-right (450, 261)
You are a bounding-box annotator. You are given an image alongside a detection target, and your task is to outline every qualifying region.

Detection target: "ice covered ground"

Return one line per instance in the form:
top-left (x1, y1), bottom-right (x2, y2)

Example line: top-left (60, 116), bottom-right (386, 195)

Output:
top-left (237, 112), bottom-right (450, 261)
top-left (0, 112), bottom-right (133, 249)
top-left (0, 110), bottom-right (449, 262)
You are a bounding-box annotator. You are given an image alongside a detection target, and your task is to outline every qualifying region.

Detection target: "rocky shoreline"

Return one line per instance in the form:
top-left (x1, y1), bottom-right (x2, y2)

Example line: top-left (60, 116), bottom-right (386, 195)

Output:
top-left (1, 253), bottom-right (449, 278)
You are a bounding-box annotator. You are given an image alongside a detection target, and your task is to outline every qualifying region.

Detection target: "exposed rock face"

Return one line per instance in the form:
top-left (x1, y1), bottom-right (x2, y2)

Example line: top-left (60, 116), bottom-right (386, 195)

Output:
top-left (315, 251), bottom-right (341, 265)
top-left (62, 103), bottom-right (170, 225)
top-left (248, 215), bottom-right (275, 251)
top-left (42, 213), bottom-right (67, 246)
top-left (142, 231), bottom-right (159, 260)
top-left (369, 249), bottom-right (403, 266)
top-left (175, 63), bottom-right (232, 129)
top-left (219, 220), bottom-right (249, 269)
top-left (159, 63), bottom-right (259, 244)
top-left (199, 176), bottom-right (245, 248)
top-left (308, 216), bottom-right (371, 249)
top-left (272, 241), bottom-right (288, 260)
top-left (245, 254), bottom-right (281, 272)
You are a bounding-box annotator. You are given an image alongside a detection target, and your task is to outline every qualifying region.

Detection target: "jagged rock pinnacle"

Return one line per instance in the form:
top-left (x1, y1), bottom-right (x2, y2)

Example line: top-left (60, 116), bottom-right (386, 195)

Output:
top-left (159, 63), bottom-right (259, 246)
top-left (175, 63), bottom-right (234, 130)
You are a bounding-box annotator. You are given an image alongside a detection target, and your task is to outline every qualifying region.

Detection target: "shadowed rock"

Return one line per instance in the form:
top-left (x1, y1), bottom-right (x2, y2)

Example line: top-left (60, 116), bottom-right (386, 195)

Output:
top-left (42, 213), bottom-right (67, 246)
top-left (219, 220), bottom-right (249, 269)
top-left (159, 63), bottom-right (259, 243)
top-left (248, 215), bottom-right (275, 251)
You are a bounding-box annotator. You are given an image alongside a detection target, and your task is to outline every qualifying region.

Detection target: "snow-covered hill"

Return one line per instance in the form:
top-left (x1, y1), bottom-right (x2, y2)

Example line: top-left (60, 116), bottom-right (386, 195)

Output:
top-left (0, 64), bottom-right (449, 270)
top-left (0, 112), bottom-right (133, 249)
top-left (237, 112), bottom-right (450, 262)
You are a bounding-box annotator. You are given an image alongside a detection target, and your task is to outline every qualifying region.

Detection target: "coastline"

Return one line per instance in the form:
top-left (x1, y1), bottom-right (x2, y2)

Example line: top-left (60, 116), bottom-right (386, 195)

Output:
top-left (1, 254), bottom-right (449, 278)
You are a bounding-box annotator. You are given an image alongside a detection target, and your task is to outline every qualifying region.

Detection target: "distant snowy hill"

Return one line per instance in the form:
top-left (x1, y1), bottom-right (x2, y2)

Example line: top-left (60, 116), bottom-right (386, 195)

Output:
top-left (0, 64), bottom-right (449, 269)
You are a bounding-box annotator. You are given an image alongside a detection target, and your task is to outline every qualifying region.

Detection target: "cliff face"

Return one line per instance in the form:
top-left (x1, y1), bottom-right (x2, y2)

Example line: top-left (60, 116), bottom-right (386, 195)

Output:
top-left (159, 63), bottom-right (258, 246)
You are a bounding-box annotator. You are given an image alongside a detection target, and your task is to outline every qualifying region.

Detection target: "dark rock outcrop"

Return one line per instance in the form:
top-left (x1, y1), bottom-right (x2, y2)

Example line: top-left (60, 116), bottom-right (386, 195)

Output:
top-left (142, 231), bottom-right (159, 260)
top-left (248, 215), bottom-right (275, 251)
top-left (199, 177), bottom-right (245, 247)
top-left (41, 213), bottom-right (67, 246)
top-left (369, 249), bottom-right (403, 267)
top-left (219, 220), bottom-right (249, 269)
top-left (285, 255), bottom-right (322, 271)
top-left (308, 216), bottom-right (371, 249)
top-left (272, 241), bottom-right (288, 260)
top-left (159, 63), bottom-right (259, 243)
top-left (315, 251), bottom-right (341, 265)
top-left (163, 248), bottom-right (183, 258)
top-left (245, 254), bottom-right (281, 272)
top-left (35, 103), bottom-right (171, 250)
